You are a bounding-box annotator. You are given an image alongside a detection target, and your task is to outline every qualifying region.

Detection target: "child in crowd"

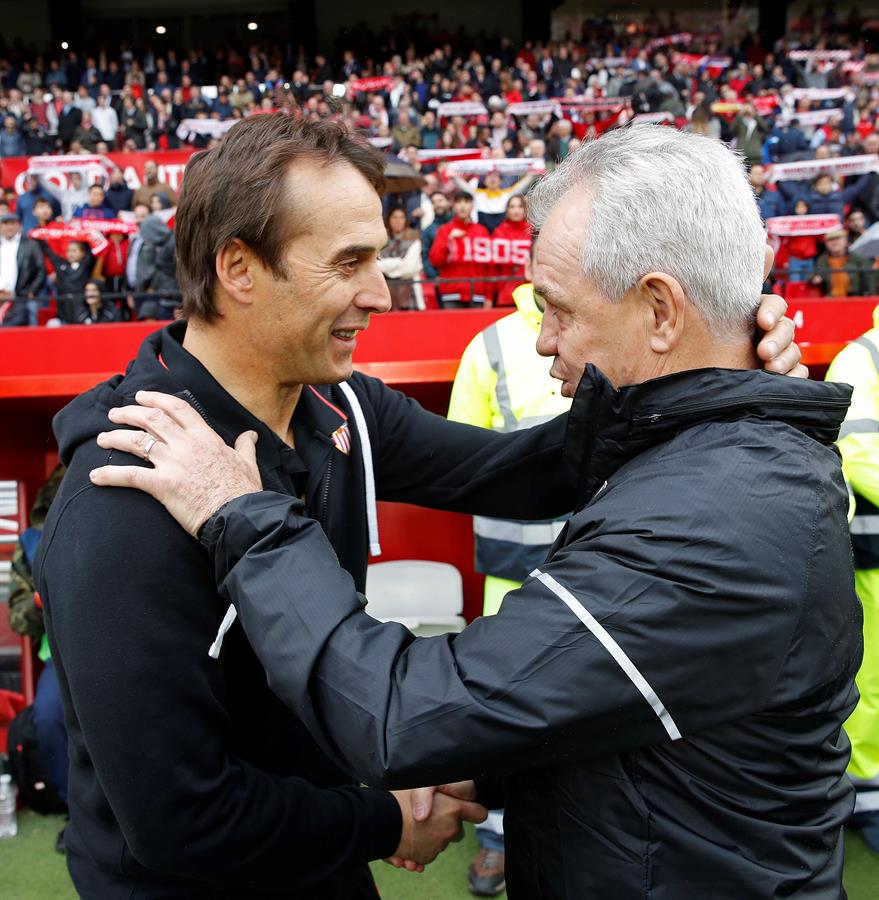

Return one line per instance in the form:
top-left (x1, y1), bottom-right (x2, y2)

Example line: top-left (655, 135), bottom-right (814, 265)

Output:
top-left (787, 199), bottom-right (819, 283)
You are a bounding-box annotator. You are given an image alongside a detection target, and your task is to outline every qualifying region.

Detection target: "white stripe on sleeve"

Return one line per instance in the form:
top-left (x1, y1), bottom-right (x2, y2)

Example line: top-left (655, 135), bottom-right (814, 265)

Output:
top-left (530, 568), bottom-right (682, 741)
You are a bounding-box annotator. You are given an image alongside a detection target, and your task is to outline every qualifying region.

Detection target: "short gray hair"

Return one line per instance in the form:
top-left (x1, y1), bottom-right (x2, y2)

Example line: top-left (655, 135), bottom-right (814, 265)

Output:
top-left (528, 125), bottom-right (767, 335)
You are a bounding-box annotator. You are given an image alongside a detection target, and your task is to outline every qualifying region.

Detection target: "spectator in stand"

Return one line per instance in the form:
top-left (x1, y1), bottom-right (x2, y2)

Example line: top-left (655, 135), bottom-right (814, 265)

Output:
top-left (786, 199), bottom-right (820, 283)
top-left (73, 184), bottom-right (115, 221)
top-left (94, 229), bottom-right (130, 300)
top-left (125, 202), bottom-right (151, 312)
top-left (105, 166), bottom-right (134, 215)
top-left (136, 299), bottom-right (160, 322)
top-left (421, 190), bottom-right (452, 282)
top-left (71, 112), bottom-right (102, 152)
top-left (749, 163), bottom-right (784, 222)
top-left (92, 94), bottom-right (119, 147)
top-left (429, 190), bottom-right (492, 307)
top-left (732, 103), bottom-right (770, 168)
top-left (766, 118), bottom-right (809, 162)
top-left (779, 171), bottom-right (872, 218)
top-left (391, 108), bottom-right (421, 150)
top-left (133, 160), bottom-right (178, 209)
top-left (0, 213), bottom-right (46, 326)
top-left (136, 214), bottom-right (178, 317)
top-left (420, 110), bottom-right (441, 149)
top-left (546, 119), bottom-right (574, 165)
top-left (31, 196), bottom-right (56, 230)
top-left (121, 95), bottom-right (148, 149)
top-left (455, 168), bottom-right (537, 233)
top-left (491, 194), bottom-right (532, 307)
top-left (73, 84), bottom-right (95, 116)
top-left (39, 169), bottom-right (90, 222)
top-left (852, 133), bottom-right (879, 226)
top-left (56, 91), bottom-right (81, 149)
top-left (149, 192), bottom-right (173, 215)
top-left (39, 238), bottom-right (95, 324)
top-left (17, 174), bottom-right (61, 233)
top-left (811, 227), bottom-right (877, 297)
top-left (377, 207), bottom-right (424, 310)
top-left (22, 116), bottom-right (51, 155)
top-left (848, 209), bottom-right (867, 247)
top-left (76, 280), bottom-right (119, 324)
top-left (0, 115), bottom-right (25, 157)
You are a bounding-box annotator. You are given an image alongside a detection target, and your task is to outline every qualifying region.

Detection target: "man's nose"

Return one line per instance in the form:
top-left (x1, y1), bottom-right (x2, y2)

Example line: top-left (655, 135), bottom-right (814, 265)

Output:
top-left (536, 319), bottom-right (557, 358)
top-left (356, 266), bottom-right (392, 314)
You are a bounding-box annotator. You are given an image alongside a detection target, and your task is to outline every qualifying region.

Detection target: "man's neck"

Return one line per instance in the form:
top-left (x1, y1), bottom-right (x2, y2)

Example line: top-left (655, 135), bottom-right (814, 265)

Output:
top-left (183, 320), bottom-right (301, 445)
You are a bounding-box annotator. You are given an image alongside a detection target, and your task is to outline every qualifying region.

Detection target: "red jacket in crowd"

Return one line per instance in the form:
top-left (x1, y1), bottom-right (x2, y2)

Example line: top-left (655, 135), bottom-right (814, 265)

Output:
top-left (429, 218), bottom-right (492, 301)
top-left (491, 218), bottom-right (533, 306)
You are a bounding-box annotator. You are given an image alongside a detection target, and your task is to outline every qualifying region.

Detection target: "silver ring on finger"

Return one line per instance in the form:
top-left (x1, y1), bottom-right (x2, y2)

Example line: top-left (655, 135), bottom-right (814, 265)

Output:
top-left (143, 437), bottom-right (157, 461)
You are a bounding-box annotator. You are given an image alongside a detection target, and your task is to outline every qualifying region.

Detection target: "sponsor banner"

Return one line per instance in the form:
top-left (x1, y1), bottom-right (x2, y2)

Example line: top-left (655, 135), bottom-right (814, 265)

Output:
top-left (506, 101), bottom-right (561, 116)
top-left (2, 149), bottom-right (196, 195)
top-left (781, 107), bottom-right (845, 126)
top-left (766, 214), bottom-right (842, 237)
top-left (789, 49), bottom-right (852, 61)
top-left (767, 153), bottom-right (879, 183)
top-left (176, 118), bottom-right (239, 141)
top-left (347, 76), bottom-right (394, 95)
top-left (437, 101), bottom-right (488, 119)
top-left (446, 157), bottom-right (546, 177)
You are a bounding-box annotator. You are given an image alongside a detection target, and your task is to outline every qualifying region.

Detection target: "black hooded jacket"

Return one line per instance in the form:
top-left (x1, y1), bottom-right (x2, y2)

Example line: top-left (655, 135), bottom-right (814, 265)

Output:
top-left (34, 322), bottom-right (573, 898)
top-left (197, 365), bottom-right (862, 900)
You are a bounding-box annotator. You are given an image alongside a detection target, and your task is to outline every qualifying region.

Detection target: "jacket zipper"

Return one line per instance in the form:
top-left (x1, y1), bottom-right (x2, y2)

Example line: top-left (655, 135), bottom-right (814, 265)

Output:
top-left (182, 389), bottom-right (213, 427)
top-left (633, 394), bottom-right (850, 426)
top-left (320, 451), bottom-right (333, 531)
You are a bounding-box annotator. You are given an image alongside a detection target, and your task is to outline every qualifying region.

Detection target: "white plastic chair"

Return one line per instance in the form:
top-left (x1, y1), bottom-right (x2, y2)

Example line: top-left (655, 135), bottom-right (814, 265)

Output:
top-left (364, 560), bottom-right (467, 636)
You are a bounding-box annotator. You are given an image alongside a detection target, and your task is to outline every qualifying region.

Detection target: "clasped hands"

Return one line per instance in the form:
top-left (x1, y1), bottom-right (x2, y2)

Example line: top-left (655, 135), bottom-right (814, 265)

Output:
top-left (388, 781), bottom-right (487, 873)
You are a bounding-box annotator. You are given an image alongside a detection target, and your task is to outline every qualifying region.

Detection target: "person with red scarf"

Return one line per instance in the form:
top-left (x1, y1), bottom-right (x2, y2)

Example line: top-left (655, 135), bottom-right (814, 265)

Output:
top-left (428, 191), bottom-right (491, 307)
top-left (491, 194), bottom-right (532, 306)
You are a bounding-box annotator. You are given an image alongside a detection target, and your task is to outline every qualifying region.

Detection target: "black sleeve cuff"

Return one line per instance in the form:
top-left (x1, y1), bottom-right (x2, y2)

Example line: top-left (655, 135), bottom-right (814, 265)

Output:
top-left (362, 787), bottom-right (403, 861)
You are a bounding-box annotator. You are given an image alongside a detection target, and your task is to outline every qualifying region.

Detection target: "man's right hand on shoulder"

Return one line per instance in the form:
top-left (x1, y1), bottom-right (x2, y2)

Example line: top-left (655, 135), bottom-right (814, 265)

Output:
top-left (388, 786), bottom-right (487, 871)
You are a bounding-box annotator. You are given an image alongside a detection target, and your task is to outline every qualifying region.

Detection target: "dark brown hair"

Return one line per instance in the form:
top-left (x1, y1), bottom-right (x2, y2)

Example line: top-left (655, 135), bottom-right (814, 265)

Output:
top-left (175, 113), bottom-right (386, 321)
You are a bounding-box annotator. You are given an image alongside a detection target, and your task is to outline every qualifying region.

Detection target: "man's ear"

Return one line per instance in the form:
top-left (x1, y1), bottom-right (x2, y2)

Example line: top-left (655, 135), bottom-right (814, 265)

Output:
top-left (637, 272), bottom-right (687, 355)
top-left (215, 239), bottom-right (255, 307)
top-left (763, 244), bottom-right (775, 282)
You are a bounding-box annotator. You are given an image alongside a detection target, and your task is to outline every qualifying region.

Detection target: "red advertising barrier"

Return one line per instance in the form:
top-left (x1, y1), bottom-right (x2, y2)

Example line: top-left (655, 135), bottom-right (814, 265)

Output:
top-left (1, 149), bottom-right (196, 194)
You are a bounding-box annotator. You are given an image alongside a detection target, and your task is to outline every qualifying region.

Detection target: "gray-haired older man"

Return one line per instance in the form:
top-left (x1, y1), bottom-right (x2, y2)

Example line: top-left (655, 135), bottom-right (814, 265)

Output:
top-left (89, 126), bottom-right (860, 899)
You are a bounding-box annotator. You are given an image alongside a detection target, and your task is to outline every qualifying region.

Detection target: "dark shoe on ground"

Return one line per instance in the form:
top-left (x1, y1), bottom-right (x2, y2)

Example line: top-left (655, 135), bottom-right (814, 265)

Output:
top-left (468, 848), bottom-right (505, 896)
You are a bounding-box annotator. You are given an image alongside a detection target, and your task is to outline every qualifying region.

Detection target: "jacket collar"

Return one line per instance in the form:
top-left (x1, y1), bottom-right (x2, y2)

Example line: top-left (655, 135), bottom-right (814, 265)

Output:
top-left (565, 364), bottom-right (852, 508)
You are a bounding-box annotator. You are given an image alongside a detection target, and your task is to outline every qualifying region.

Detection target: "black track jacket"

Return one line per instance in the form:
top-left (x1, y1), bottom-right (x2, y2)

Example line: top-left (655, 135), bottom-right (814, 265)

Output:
top-left (35, 322), bottom-right (574, 898)
top-left (199, 365), bottom-right (862, 900)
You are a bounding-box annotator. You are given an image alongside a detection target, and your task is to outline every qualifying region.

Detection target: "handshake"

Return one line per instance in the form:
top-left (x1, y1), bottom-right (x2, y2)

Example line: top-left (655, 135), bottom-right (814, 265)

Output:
top-left (387, 781), bottom-right (488, 872)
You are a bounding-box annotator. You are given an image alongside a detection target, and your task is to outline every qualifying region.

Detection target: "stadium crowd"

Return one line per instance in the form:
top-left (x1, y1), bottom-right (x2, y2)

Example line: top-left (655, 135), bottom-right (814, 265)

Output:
top-left (1, 9), bottom-right (879, 325)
